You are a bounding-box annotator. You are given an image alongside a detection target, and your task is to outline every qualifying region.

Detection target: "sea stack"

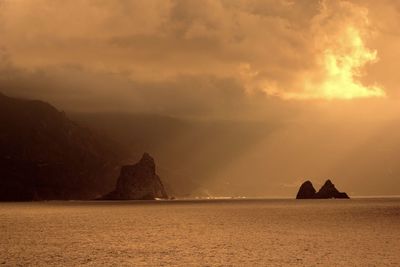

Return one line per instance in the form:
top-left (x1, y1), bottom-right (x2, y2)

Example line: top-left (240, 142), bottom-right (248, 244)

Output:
top-left (296, 180), bottom-right (317, 199)
top-left (296, 179), bottom-right (349, 199)
top-left (314, 180), bottom-right (349, 199)
top-left (101, 153), bottom-right (168, 200)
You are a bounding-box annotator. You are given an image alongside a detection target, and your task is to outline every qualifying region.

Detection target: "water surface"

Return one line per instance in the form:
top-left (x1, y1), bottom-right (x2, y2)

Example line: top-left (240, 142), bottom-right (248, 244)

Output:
top-left (0, 198), bottom-right (399, 266)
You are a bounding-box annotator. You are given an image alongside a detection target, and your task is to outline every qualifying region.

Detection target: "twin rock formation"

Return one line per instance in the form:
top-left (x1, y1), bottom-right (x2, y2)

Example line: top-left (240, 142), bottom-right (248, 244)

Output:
top-left (101, 153), bottom-right (168, 200)
top-left (296, 180), bottom-right (349, 199)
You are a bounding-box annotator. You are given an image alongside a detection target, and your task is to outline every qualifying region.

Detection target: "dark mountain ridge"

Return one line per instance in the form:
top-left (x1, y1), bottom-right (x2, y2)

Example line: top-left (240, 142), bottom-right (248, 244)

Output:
top-left (0, 92), bottom-right (123, 200)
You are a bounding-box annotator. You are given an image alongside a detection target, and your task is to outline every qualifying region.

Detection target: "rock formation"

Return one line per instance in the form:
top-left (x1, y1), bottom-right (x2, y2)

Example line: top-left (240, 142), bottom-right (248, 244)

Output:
top-left (296, 180), bottom-right (317, 199)
top-left (314, 180), bottom-right (350, 199)
top-left (296, 179), bottom-right (349, 199)
top-left (101, 153), bottom-right (168, 200)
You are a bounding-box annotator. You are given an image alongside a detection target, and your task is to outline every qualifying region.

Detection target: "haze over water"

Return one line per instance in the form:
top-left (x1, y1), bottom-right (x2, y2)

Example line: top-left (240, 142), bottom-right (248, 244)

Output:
top-left (1, 198), bottom-right (399, 266)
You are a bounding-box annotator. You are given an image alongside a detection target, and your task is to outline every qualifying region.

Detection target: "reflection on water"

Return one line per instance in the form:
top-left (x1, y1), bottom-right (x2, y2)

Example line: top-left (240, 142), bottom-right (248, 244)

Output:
top-left (0, 198), bottom-right (399, 266)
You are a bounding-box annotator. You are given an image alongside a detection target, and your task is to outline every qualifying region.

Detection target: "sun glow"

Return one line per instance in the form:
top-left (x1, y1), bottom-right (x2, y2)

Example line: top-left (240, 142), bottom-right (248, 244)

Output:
top-left (283, 26), bottom-right (385, 100)
top-left (291, 26), bottom-right (385, 100)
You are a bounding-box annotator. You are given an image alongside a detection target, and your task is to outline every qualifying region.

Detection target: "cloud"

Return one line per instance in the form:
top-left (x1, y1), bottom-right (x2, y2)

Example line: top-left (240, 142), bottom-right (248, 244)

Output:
top-left (0, 0), bottom-right (392, 114)
top-left (242, 0), bottom-right (386, 99)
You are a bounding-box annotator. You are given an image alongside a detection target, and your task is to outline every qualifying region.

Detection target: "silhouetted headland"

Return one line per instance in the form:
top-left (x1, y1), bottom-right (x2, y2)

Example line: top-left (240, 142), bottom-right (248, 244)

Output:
top-left (100, 153), bottom-right (168, 200)
top-left (296, 180), bottom-right (350, 199)
top-left (0, 92), bottom-right (123, 201)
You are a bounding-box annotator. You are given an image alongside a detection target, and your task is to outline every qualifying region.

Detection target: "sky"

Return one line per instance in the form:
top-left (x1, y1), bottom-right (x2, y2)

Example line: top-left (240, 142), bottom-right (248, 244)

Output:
top-left (0, 0), bottom-right (399, 196)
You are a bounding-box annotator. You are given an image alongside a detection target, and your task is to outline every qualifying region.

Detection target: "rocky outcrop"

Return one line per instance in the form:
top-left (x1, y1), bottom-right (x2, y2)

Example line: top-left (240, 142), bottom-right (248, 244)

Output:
top-left (314, 180), bottom-right (349, 199)
top-left (296, 179), bottom-right (349, 199)
top-left (101, 153), bottom-right (168, 200)
top-left (296, 180), bottom-right (317, 199)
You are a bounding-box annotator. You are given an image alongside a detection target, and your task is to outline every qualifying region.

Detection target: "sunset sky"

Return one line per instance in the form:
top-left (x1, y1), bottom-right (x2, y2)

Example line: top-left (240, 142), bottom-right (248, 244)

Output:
top-left (1, 0), bottom-right (399, 196)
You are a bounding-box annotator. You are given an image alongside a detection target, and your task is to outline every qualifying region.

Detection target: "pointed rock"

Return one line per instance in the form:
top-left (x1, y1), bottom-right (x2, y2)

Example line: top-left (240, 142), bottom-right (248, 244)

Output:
top-left (296, 180), bottom-right (317, 199)
top-left (315, 179), bottom-right (349, 199)
top-left (100, 153), bottom-right (168, 200)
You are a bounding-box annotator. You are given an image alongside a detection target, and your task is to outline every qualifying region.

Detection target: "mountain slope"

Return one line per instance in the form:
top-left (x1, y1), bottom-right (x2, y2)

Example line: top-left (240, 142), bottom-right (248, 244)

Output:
top-left (0, 93), bottom-right (123, 200)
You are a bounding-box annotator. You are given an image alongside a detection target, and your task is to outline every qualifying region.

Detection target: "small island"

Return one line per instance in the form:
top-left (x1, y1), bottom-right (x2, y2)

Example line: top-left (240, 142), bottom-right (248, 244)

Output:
top-left (296, 179), bottom-right (350, 199)
top-left (100, 153), bottom-right (168, 200)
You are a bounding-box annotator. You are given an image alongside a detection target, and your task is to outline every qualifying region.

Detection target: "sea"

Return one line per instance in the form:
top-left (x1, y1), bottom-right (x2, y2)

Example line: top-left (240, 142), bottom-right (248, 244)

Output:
top-left (0, 198), bottom-right (399, 266)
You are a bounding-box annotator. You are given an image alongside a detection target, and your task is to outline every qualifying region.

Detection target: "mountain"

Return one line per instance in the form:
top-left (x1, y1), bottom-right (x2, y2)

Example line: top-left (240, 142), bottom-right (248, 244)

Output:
top-left (101, 153), bottom-right (168, 200)
top-left (296, 180), bottom-right (349, 199)
top-left (0, 93), bottom-right (124, 200)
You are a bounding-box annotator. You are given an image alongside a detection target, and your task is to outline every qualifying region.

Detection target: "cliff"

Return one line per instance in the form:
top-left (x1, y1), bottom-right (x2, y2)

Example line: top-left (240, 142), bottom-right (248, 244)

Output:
top-left (101, 153), bottom-right (168, 200)
top-left (0, 93), bottom-right (122, 200)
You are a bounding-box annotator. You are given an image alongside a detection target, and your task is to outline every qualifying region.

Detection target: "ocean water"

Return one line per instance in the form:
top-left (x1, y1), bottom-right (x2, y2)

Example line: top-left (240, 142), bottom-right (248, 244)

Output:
top-left (0, 199), bottom-right (399, 266)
